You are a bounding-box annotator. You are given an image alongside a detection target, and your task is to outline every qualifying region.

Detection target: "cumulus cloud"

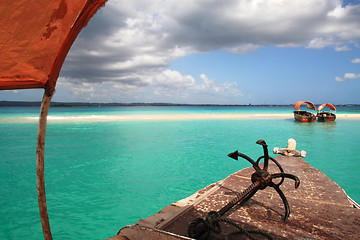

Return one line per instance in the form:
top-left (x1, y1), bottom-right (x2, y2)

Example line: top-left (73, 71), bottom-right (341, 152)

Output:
top-left (56, 71), bottom-right (243, 103)
top-left (335, 58), bottom-right (360, 82)
top-left (335, 73), bottom-right (360, 82)
top-left (335, 45), bottom-right (351, 51)
top-left (58, 0), bottom-right (360, 103)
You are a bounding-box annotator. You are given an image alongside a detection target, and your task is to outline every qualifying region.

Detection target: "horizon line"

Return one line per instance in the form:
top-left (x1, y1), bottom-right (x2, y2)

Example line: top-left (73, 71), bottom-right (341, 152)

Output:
top-left (0, 100), bottom-right (359, 107)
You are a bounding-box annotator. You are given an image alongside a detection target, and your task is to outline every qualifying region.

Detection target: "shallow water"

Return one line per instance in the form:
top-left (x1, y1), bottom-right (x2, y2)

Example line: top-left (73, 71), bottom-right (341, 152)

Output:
top-left (0, 106), bottom-right (359, 239)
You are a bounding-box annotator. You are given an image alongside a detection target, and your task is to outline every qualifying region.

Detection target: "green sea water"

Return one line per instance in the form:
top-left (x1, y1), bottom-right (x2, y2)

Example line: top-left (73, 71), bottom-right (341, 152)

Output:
top-left (0, 106), bottom-right (359, 239)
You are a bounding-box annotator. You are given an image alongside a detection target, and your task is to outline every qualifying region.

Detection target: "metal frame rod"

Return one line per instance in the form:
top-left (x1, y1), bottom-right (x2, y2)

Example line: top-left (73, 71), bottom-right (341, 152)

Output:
top-left (36, 92), bottom-right (53, 240)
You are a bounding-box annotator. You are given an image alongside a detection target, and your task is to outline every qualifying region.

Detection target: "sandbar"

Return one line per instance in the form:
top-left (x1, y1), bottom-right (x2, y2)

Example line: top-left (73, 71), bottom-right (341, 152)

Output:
top-left (6, 113), bottom-right (357, 123)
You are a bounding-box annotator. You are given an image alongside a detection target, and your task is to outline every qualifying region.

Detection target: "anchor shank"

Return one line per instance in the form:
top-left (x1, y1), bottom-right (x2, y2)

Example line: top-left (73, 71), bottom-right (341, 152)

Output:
top-left (218, 181), bottom-right (260, 217)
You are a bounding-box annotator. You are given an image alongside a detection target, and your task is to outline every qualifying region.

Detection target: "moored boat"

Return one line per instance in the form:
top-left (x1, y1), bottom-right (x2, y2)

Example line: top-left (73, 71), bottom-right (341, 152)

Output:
top-left (317, 103), bottom-right (336, 122)
top-left (293, 101), bottom-right (316, 122)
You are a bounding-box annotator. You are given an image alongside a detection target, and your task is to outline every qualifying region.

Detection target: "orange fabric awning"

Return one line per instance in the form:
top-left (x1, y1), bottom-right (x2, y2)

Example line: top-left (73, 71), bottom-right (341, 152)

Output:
top-left (318, 103), bottom-right (336, 112)
top-left (294, 101), bottom-right (316, 111)
top-left (0, 0), bottom-right (107, 95)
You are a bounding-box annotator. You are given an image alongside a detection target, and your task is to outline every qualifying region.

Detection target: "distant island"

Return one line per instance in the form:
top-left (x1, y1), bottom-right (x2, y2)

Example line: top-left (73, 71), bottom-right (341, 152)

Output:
top-left (0, 101), bottom-right (358, 108)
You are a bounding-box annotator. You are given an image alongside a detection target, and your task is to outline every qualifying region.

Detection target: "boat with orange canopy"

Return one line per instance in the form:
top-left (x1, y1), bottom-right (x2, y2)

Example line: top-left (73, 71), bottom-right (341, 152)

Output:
top-left (293, 101), bottom-right (317, 122)
top-left (0, 1), bottom-right (107, 239)
top-left (317, 103), bottom-right (336, 122)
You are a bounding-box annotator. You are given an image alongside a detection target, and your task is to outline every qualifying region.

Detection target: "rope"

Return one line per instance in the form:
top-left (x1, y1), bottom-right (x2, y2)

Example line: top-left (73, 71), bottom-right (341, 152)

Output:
top-left (188, 211), bottom-right (274, 240)
top-left (219, 217), bottom-right (275, 240)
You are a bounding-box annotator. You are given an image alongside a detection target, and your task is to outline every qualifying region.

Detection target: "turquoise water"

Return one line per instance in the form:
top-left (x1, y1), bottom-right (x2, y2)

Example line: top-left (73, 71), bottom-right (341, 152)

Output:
top-left (0, 106), bottom-right (359, 239)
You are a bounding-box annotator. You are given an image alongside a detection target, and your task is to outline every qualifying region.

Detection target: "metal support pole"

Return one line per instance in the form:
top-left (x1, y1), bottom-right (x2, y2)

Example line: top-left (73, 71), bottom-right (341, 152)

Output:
top-left (36, 92), bottom-right (53, 240)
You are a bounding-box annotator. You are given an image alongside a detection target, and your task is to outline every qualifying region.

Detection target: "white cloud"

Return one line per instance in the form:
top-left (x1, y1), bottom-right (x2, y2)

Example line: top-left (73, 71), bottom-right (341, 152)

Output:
top-left (144, 71), bottom-right (243, 103)
top-left (307, 37), bottom-right (336, 49)
top-left (56, 0), bottom-right (360, 103)
top-left (56, 71), bottom-right (243, 103)
top-left (335, 45), bottom-right (351, 51)
top-left (335, 73), bottom-right (360, 82)
top-left (351, 58), bottom-right (360, 63)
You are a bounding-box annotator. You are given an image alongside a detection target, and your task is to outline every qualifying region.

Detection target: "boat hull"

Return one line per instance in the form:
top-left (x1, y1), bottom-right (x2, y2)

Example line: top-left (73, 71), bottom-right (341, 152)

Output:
top-left (317, 112), bottom-right (336, 122)
top-left (115, 156), bottom-right (360, 240)
top-left (294, 111), bottom-right (316, 122)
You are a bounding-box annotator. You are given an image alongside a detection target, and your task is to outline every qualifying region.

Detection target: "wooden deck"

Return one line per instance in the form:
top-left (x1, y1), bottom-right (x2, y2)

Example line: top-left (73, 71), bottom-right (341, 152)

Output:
top-left (111, 156), bottom-right (360, 240)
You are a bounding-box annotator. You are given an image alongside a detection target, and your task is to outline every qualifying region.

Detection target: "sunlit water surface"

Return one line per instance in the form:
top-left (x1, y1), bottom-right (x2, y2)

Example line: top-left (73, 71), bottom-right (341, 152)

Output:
top-left (1, 106), bottom-right (359, 239)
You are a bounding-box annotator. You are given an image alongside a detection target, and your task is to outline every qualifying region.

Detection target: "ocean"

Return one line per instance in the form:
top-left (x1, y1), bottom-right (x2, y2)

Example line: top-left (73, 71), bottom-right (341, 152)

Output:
top-left (0, 105), bottom-right (359, 239)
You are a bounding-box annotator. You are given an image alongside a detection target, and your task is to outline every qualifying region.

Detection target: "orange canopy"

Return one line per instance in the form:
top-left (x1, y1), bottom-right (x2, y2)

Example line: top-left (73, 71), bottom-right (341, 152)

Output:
top-left (294, 101), bottom-right (316, 111)
top-left (0, 0), bottom-right (107, 95)
top-left (317, 103), bottom-right (336, 112)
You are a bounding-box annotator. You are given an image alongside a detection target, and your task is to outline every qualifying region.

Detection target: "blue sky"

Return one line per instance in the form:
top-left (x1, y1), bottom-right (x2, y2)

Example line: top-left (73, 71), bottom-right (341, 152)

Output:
top-left (1, 0), bottom-right (360, 104)
top-left (170, 45), bottom-right (360, 104)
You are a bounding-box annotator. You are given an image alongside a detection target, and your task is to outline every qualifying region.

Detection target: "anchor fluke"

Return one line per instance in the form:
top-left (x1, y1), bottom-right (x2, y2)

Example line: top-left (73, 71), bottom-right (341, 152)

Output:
top-left (227, 150), bottom-right (239, 160)
top-left (256, 139), bottom-right (267, 146)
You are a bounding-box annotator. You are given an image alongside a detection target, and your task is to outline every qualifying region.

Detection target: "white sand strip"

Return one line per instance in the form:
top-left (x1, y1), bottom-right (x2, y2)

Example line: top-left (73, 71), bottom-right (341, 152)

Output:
top-left (337, 114), bottom-right (360, 119)
top-left (1, 113), bottom-right (359, 123)
top-left (28, 113), bottom-right (360, 122)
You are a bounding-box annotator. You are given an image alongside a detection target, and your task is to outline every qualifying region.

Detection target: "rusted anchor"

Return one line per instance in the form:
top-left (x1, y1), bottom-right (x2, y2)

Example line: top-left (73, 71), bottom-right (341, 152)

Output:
top-left (226, 139), bottom-right (300, 220)
top-left (188, 140), bottom-right (300, 239)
